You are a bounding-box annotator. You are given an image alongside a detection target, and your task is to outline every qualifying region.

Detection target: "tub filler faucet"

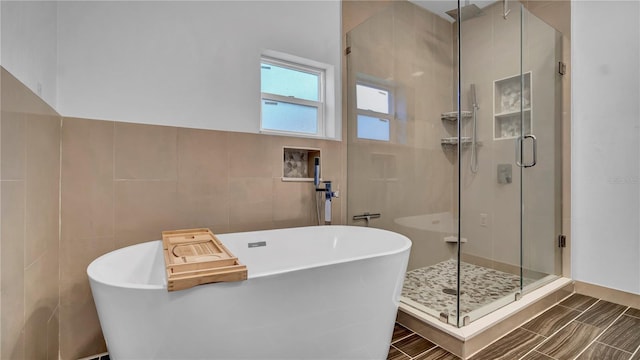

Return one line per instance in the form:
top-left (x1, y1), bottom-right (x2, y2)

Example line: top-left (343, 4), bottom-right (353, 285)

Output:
top-left (316, 181), bottom-right (338, 225)
top-left (313, 157), bottom-right (338, 225)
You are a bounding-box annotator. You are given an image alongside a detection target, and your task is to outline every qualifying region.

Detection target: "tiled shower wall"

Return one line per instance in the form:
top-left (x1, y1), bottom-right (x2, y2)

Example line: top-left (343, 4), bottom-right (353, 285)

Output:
top-left (1, 66), bottom-right (344, 359)
top-left (1, 69), bottom-right (61, 360)
top-left (344, 0), bottom-right (457, 272)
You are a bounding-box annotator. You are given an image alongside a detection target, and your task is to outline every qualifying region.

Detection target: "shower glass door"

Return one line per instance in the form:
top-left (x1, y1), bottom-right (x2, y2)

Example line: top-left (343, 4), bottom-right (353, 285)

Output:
top-left (457, 2), bottom-right (563, 325)
top-left (457, 1), bottom-right (526, 326)
top-left (346, 0), bottom-right (563, 328)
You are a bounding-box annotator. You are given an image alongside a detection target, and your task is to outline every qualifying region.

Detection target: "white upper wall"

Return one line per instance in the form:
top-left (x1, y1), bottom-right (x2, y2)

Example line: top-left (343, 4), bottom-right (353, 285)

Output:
top-left (56, 1), bottom-right (341, 137)
top-left (571, 0), bottom-right (640, 294)
top-left (1, 0), bottom-right (58, 108)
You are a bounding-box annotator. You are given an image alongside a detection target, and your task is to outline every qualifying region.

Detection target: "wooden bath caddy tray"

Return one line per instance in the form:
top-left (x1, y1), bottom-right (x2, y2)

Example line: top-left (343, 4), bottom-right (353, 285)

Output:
top-left (162, 228), bottom-right (247, 291)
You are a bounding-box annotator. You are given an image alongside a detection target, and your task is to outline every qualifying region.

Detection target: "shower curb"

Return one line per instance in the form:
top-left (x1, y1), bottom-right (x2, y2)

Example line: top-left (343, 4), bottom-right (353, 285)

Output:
top-left (396, 278), bottom-right (575, 359)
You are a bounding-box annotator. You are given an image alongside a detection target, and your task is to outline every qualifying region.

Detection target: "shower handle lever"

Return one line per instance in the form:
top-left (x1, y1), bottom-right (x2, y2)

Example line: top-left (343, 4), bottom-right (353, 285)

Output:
top-left (516, 134), bottom-right (537, 168)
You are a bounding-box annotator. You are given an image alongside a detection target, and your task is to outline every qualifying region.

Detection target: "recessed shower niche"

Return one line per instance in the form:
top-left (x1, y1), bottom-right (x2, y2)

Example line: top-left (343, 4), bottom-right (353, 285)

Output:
top-left (494, 72), bottom-right (532, 140)
top-left (282, 147), bottom-right (321, 181)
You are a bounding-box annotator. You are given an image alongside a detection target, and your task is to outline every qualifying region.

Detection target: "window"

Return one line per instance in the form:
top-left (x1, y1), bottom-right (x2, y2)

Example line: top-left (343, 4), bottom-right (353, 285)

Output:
top-left (356, 82), bottom-right (392, 142)
top-left (357, 115), bottom-right (390, 141)
top-left (260, 55), bottom-right (326, 136)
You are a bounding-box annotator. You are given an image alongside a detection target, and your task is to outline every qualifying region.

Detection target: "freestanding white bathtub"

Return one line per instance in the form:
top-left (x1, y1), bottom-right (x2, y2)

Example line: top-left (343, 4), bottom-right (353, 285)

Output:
top-left (88, 225), bottom-right (411, 359)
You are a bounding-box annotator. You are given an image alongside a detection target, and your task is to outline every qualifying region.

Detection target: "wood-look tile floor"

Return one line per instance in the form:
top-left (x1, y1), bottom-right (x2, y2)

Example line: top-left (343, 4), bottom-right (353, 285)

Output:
top-left (391, 294), bottom-right (640, 360)
top-left (389, 323), bottom-right (459, 360)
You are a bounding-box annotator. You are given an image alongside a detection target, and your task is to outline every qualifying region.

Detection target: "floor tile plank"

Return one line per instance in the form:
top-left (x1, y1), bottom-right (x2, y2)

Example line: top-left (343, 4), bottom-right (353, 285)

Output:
top-left (576, 342), bottom-right (632, 360)
top-left (625, 307), bottom-right (640, 319)
top-left (559, 293), bottom-right (599, 312)
top-left (469, 328), bottom-right (546, 360)
top-left (414, 347), bottom-right (460, 360)
top-left (598, 315), bottom-right (640, 353)
top-left (392, 323), bottom-right (414, 343)
top-left (521, 351), bottom-right (555, 359)
top-left (575, 300), bottom-right (627, 329)
top-left (394, 334), bottom-right (436, 358)
top-left (521, 305), bottom-right (581, 336)
top-left (536, 321), bottom-right (602, 360)
top-left (388, 345), bottom-right (410, 360)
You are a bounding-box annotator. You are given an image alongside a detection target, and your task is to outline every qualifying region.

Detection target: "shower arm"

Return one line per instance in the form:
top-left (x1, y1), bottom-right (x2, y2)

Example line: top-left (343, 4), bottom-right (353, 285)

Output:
top-left (503, 0), bottom-right (511, 19)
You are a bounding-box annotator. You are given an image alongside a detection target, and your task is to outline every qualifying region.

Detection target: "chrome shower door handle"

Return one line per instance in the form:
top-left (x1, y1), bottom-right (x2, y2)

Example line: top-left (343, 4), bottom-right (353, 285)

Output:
top-left (516, 136), bottom-right (523, 167)
top-left (525, 134), bottom-right (537, 168)
top-left (516, 134), bottom-right (537, 168)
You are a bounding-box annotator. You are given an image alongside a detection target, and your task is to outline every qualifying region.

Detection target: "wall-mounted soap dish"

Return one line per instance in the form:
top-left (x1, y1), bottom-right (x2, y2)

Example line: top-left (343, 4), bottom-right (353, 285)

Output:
top-left (441, 111), bottom-right (473, 122)
top-left (441, 137), bottom-right (472, 145)
top-left (444, 236), bottom-right (468, 243)
top-left (441, 137), bottom-right (482, 149)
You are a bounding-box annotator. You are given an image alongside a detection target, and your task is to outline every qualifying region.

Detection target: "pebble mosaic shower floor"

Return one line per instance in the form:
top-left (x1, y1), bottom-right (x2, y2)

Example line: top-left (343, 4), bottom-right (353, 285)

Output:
top-left (402, 259), bottom-right (536, 317)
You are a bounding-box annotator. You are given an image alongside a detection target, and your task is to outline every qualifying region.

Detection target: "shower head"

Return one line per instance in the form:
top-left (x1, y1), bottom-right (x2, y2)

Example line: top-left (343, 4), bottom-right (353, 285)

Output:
top-left (471, 84), bottom-right (479, 109)
top-left (445, 4), bottom-right (485, 22)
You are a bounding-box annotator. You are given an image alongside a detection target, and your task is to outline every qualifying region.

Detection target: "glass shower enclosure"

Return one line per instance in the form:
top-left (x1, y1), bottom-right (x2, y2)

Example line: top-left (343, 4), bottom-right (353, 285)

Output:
top-left (346, 0), bottom-right (563, 327)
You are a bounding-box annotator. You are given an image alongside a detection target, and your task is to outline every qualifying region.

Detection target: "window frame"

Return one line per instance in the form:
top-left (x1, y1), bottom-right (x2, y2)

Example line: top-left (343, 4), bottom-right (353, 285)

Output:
top-left (260, 55), bottom-right (327, 138)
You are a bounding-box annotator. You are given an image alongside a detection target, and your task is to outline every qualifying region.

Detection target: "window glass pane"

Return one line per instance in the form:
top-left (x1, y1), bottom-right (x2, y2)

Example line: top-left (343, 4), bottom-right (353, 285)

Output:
top-left (356, 84), bottom-right (389, 114)
top-left (357, 115), bottom-right (390, 141)
top-left (262, 100), bottom-right (318, 134)
top-left (261, 63), bottom-right (319, 101)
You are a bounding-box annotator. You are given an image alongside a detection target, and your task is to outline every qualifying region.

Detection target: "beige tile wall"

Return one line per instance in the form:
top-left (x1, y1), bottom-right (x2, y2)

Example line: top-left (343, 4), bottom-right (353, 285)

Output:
top-left (342, 0), bottom-right (392, 35)
top-left (1, 68), bottom-right (61, 360)
top-left (1, 65), bottom-right (345, 359)
top-left (59, 117), bottom-right (344, 358)
top-left (341, 0), bottom-right (394, 228)
top-left (343, 1), bottom-right (457, 271)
